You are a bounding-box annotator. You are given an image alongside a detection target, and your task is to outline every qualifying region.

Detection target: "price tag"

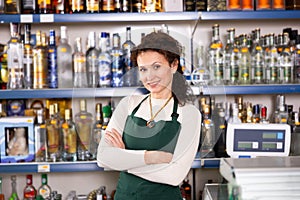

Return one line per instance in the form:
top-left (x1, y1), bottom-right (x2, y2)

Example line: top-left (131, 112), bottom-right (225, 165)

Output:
top-left (40, 14), bottom-right (54, 23)
top-left (20, 15), bottom-right (33, 23)
top-left (38, 164), bottom-right (50, 172)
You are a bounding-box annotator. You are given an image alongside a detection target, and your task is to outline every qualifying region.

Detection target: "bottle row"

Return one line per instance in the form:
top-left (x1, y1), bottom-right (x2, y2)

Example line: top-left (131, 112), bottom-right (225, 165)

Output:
top-left (0, 98), bottom-right (112, 163)
top-left (187, 24), bottom-right (300, 86)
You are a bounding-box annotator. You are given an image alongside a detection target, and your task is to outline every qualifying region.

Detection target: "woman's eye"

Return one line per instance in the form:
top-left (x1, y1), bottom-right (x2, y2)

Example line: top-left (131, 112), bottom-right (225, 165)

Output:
top-left (139, 67), bottom-right (146, 72)
top-left (153, 65), bottom-right (160, 70)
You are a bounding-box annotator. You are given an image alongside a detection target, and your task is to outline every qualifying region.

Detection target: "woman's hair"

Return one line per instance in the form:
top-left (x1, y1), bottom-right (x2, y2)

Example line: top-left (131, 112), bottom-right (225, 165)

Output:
top-left (131, 31), bottom-right (194, 106)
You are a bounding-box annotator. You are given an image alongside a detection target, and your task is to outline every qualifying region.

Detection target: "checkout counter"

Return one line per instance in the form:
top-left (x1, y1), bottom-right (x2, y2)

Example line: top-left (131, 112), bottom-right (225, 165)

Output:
top-left (202, 123), bottom-right (300, 200)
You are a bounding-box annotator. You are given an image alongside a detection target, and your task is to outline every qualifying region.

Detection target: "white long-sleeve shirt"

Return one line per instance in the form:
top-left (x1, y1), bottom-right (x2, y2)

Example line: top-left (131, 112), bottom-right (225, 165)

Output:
top-left (97, 94), bottom-right (201, 186)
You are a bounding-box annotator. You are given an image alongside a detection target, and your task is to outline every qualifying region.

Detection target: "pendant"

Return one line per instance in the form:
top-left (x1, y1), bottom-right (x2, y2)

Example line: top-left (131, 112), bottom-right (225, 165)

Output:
top-left (146, 120), bottom-right (155, 128)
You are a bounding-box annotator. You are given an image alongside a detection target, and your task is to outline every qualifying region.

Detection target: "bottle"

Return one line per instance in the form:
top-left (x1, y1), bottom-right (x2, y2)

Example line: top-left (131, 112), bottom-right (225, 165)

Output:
top-left (238, 34), bottom-right (251, 85)
top-left (33, 30), bottom-right (48, 89)
top-left (132, 0), bottom-right (142, 12)
top-left (23, 174), bottom-right (36, 200)
top-left (35, 109), bottom-right (48, 162)
top-left (57, 26), bottom-right (73, 88)
top-left (291, 112), bottom-right (300, 156)
top-left (111, 33), bottom-right (124, 87)
top-left (38, 174), bottom-right (52, 199)
top-left (21, 0), bottom-right (37, 13)
top-left (272, 0), bottom-right (285, 9)
top-left (61, 108), bottom-right (78, 161)
top-left (48, 30), bottom-right (58, 89)
top-left (122, 26), bottom-right (137, 87)
top-left (265, 33), bottom-right (279, 84)
top-left (10, 175), bottom-right (20, 200)
top-left (279, 32), bottom-right (293, 84)
top-left (228, 103), bottom-right (242, 124)
top-left (184, 0), bottom-right (195, 11)
top-left (208, 24), bottom-right (224, 85)
top-left (102, 104), bottom-right (112, 132)
top-left (98, 32), bottom-right (112, 87)
top-left (75, 99), bottom-right (93, 161)
top-left (4, 0), bottom-right (21, 13)
top-left (0, 45), bottom-right (8, 89)
top-left (142, 0), bottom-right (161, 12)
top-left (7, 23), bottom-right (24, 89)
top-left (251, 28), bottom-right (265, 84)
top-left (86, 0), bottom-right (99, 13)
top-left (200, 104), bottom-right (215, 158)
top-left (181, 46), bottom-right (191, 85)
top-left (0, 177), bottom-right (4, 200)
top-left (251, 104), bottom-right (261, 123)
top-left (226, 0), bottom-right (242, 10)
top-left (23, 24), bottom-right (33, 89)
top-left (73, 37), bottom-right (88, 88)
top-left (101, 0), bottom-right (115, 12)
top-left (46, 104), bottom-right (61, 162)
top-left (224, 28), bottom-right (239, 85)
top-left (260, 106), bottom-right (269, 124)
top-left (294, 35), bottom-right (300, 83)
top-left (90, 103), bottom-right (103, 160)
top-left (38, 0), bottom-right (53, 13)
top-left (0, 0), bottom-right (4, 13)
top-left (71, 0), bottom-right (85, 13)
top-left (121, 0), bottom-right (130, 12)
top-left (86, 31), bottom-right (99, 88)
top-left (180, 178), bottom-right (191, 200)
top-left (256, 0), bottom-right (272, 10)
top-left (55, 0), bottom-right (70, 13)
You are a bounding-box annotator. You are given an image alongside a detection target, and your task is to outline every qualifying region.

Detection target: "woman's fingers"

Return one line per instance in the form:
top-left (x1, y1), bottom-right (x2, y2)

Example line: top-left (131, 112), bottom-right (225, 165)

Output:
top-left (105, 129), bottom-right (125, 149)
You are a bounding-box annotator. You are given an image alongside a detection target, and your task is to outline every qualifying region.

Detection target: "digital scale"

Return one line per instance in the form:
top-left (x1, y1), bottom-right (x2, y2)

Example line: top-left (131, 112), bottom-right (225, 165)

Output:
top-left (226, 123), bottom-right (291, 158)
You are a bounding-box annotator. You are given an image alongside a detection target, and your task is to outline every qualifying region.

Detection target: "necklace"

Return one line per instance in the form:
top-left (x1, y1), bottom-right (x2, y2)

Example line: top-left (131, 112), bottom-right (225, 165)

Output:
top-left (147, 94), bottom-right (173, 128)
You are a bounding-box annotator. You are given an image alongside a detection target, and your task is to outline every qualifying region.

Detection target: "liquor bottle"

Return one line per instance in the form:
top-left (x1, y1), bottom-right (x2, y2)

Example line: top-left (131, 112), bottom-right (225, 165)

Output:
top-left (7, 23), bottom-right (24, 89)
top-left (90, 103), bottom-right (103, 160)
top-left (33, 31), bottom-right (48, 89)
top-left (251, 104), bottom-right (260, 123)
top-left (38, 174), bottom-right (52, 199)
top-left (48, 30), bottom-right (58, 89)
top-left (10, 175), bottom-right (20, 200)
top-left (46, 104), bottom-right (61, 162)
top-left (38, 0), bottom-right (53, 13)
top-left (238, 34), bottom-right (251, 84)
top-left (101, 0), bottom-right (115, 12)
top-left (251, 28), bottom-right (265, 84)
top-left (86, 0), bottom-right (99, 13)
top-left (200, 104), bottom-right (215, 158)
top-left (114, 0), bottom-right (122, 12)
top-left (291, 111), bottom-right (300, 155)
top-left (256, 0), bottom-right (271, 10)
top-left (265, 33), bottom-right (279, 84)
top-left (260, 106), bottom-right (269, 124)
top-left (195, 0), bottom-right (207, 11)
top-left (228, 103), bottom-right (242, 124)
top-left (181, 46), bottom-right (191, 85)
top-left (71, 0), bottom-right (86, 13)
top-left (279, 32), bottom-right (293, 84)
top-left (208, 24), bottom-right (224, 85)
top-left (86, 31), bottom-right (99, 88)
top-left (142, 0), bottom-right (161, 12)
top-left (184, 0), bottom-right (195, 11)
top-left (35, 109), bottom-right (48, 162)
top-left (122, 26), bottom-right (137, 87)
top-left (61, 108), bottom-right (78, 161)
top-left (0, 0), bottom-right (4, 13)
top-left (73, 37), bottom-right (88, 88)
top-left (272, 0), bottom-right (285, 9)
top-left (132, 0), bottom-right (142, 12)
top-left (98, 32), bottom-right (112, 87)
top-left (0, 177), bottom-right (3, 200)
top-left (180, 178), bottom-right (191, 200)
top-left (192, 45), bottom-right (210, 86)
top-left (23, 174), bottom-right (37, 200)
top-left (226, 0), bottom-right (242, 10)
top-left (294, 35), bottom-right (300, 83)
top-left (4, 0), bottom-right (21, 13)
top-left (57, 26), bottom-right (73, 88)
top-left (55, 0), bottom-right (70, 13)
top-left (0, 45), bottom-right (8, 89)
top-left (0, 102), bottom-right (6, 118)
top-left (102, 104), bottom-right (112, 131)
top-left (224, 28), bottom-right (239, 85)
top-left (21, 0), bottom-right (37, 13)
top-left (111, 33), bottom-right (123, 87)
top-left (23, 24), bottom-right (33, 89)
top-left (121, 0), bottom-right (130, 12)
top-left (242, 0), bottom-right (254, 10)
top-left (75, 99), bottom-right (93, 161)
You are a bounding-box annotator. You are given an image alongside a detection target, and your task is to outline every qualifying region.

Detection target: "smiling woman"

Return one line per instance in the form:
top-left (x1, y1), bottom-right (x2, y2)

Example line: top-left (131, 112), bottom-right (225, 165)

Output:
top-left (97, 31), bottom-right (201, 200)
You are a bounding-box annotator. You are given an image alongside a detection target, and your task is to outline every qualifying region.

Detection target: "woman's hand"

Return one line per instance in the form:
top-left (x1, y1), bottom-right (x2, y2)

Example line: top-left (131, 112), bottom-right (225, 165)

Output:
top-left (104, 128), bottom-right (125, 149)
top-left (144, 151), bottom-right (173, 164)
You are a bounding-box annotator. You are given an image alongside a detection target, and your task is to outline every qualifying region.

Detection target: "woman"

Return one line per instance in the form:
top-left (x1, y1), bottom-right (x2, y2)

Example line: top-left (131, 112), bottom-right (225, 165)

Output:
top-left (97, 31), bottom-right (201, 200)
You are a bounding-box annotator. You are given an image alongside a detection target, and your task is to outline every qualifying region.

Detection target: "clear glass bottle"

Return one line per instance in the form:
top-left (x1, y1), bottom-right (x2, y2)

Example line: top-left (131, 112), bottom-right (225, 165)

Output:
top-left (38, 174), bottom-right (52, 199)
top-left (23, 24), bottom-right (33, 89)
top-left (238, 34), bottom-right (251, 84)
top-left (0, 0), bottom-right (4, 13)
top-left (48, 30), bottom-right (58, 89)
top-left (23, 174), bottom-right (36, 200)
top-left (98, 32), bottom-right (112, 87)
top-left (46, 104), bottom-right (61, 162)
top-left (111, 33), bottom-right (123, 87)
top-left (181, 46), bottom-right (191, 85)
top-left (57, 26), bottom-right (73, 88)
top-left (7, 23), bottom-right (24, 89)
top-left (75, 99), bottom-right (93, 161)
top-left (73, 37), bottom-right (88, 88)
top-left (122, 26), bottom-right (137, 87)
top-left (55, 0), bottom-right (70, 14)
top-left (279, 32), bottom-right (293, 84)
top-left (228, 103), bottom-right (242, 124)
top-left (61, 108), bottom-right (77, 161)
top-left (4, 0), bottom-right (21, 14)
top-left (294, 35), bottom-right (300, 83)
top-left (208, 24), bottom-right (224, 85)
top-left (10, 175), bottom-right (20, 200)
top-left (86, 31), bottom-right (99, 88)
top-left (35, 109), bottom-right (48, 162)
top-left (200, 104), bottom-right (215, 158)
top-left (192, 45), bottom-right (210, 86)
top-left (90, 103), bottom-right (103, 160)
top-left (33, 30), bottom-right (48, 89)
top-left (265, 33), bottom-right (279, 84)
top-left (251, 28), bottom-right (265, 84)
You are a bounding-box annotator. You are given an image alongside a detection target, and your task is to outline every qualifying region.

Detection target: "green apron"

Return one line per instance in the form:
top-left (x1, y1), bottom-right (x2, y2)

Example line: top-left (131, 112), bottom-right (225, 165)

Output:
top-left (114, 95), bottom-right (182, 200)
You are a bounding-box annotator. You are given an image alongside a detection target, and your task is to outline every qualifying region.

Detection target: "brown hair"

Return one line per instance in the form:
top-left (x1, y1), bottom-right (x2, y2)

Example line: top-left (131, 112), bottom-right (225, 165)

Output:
top-left (131, 32), bottom-right (194, 105)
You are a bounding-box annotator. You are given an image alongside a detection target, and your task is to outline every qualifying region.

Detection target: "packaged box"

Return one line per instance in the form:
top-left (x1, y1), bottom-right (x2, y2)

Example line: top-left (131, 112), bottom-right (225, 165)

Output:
top-left (0, 116), bottom-right (35, 163)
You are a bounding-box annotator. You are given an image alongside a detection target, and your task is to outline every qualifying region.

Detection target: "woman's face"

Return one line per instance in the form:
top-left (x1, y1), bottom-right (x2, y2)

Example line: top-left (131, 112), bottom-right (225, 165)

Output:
top-left (137, 50), bottom-right (178, 99)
